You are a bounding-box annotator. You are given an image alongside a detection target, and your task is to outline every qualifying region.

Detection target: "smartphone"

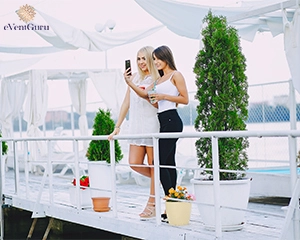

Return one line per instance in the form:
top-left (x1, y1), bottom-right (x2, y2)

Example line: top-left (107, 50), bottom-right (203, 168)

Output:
top-left (125, 60), bottom-right (132, 76)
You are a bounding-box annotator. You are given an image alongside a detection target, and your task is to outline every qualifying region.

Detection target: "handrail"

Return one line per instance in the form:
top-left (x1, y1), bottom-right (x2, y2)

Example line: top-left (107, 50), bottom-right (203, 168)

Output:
top-left (3, 129), bottom-right (300, 142)
top-left (0, 129), bottom-right (299, 239)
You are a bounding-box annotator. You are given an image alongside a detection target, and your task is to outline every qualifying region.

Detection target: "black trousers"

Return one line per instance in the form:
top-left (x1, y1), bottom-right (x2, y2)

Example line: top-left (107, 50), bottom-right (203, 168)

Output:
top-left (157, 109), bottom-right (183, 196)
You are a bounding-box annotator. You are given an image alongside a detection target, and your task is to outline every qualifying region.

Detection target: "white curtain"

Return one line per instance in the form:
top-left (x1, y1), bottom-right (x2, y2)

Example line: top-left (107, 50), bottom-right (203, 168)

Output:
top-left (68, 78), bottom-right (88, 150)
top-left (88, 69), bottom-right (126, 119)
top-left (23, 70), bottom-right (48, 162)
top-left (283, 8), bottom-right (300, 93)
top-left (0, 79), bottom-right (27, 140)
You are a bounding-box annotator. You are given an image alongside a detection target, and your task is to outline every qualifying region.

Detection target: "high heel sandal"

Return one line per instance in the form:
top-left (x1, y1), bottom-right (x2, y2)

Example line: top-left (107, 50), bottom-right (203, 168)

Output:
top-left (139, 202), bottom-right (155, 220)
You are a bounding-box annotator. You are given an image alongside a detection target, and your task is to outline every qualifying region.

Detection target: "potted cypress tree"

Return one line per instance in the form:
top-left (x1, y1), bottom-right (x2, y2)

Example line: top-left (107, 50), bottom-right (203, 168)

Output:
top-left (1, 133), bottom-right (8, 156)
top-left (86, 108), bottom-right (123, 205)
top-left (191, 10), bottom-right (251, 231)
top-left (86, 108), bottom-right (123, 163)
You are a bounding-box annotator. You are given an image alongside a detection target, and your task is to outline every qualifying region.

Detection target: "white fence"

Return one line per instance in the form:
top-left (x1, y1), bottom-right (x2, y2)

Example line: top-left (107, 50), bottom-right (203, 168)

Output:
top-left (1, 130), bottom-right (300, 239)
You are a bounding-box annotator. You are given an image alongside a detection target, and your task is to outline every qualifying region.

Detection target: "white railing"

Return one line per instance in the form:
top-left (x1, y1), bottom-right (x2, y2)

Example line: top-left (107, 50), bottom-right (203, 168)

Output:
top-left (1, 130), bottom-right (300, 239)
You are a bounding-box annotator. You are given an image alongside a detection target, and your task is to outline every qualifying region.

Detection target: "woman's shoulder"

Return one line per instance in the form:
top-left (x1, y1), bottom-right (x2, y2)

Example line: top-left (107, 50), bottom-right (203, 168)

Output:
top-left (172, 71), bottom-right (184, 80)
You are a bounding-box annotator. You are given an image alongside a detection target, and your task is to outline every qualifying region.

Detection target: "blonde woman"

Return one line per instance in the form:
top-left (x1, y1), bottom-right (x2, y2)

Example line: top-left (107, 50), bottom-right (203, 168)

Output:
top-left (108, 46), bottom-right (160, 219)
top-left (124, 45), bottom-right (189, 222)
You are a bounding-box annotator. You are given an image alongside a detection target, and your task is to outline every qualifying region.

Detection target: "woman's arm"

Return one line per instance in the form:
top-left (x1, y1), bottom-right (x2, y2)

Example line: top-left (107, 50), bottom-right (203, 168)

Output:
top-left (124, 72), bottom-right (151, 100)
top-left (108, 87), bottom-right (130, 140)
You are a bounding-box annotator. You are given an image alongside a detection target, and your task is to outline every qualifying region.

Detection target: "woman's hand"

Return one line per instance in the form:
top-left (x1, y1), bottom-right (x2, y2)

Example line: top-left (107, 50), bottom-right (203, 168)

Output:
top-left (108, 127), bottom-right (120, 141)
top-left (123, 69), bottom-right (133, 85)
top-left (148, 92), bottom-right (165, 104)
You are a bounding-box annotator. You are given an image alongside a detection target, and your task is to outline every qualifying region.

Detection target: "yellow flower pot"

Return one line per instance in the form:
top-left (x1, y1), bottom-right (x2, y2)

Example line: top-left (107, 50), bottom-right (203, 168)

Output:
top-left (165, 201), bottom-right (192, 226)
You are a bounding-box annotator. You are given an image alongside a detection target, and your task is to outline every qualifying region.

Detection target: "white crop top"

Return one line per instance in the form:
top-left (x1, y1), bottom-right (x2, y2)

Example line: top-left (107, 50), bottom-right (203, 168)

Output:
top-left (155, 71), bottom-right (179, 113)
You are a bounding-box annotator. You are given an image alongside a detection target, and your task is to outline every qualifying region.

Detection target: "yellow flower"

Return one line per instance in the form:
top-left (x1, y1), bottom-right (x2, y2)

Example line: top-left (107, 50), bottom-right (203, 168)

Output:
top-left (167, 186), bottom-right (194, 202)
top-left (169, 188), bottom-right (175, 194)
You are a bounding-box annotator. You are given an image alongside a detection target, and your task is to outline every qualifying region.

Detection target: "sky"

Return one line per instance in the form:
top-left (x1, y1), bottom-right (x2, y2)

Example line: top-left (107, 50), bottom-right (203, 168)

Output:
top-left (0, 0), bottom-right (292, 109)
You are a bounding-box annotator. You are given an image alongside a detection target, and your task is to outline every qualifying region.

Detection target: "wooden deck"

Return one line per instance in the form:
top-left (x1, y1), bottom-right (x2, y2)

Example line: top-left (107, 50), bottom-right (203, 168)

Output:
top-left (1, 168), bottom-right (290, 240)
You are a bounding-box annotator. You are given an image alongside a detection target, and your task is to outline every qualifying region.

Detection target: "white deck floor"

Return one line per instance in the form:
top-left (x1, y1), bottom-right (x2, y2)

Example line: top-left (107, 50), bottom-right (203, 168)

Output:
top-left (1, 168), bottom-right (292, 240)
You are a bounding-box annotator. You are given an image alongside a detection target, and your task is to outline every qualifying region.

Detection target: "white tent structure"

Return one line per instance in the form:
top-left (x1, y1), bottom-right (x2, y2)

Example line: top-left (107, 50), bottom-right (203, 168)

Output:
top-left (0, 66), bottom-right (125, 138)
top-left (0, 7), bottom-right (164, 146)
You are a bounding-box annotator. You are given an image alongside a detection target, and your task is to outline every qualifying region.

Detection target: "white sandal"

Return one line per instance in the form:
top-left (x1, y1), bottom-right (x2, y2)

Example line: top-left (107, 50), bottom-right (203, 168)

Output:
top-left (139, 202), bottom-right (155, 220)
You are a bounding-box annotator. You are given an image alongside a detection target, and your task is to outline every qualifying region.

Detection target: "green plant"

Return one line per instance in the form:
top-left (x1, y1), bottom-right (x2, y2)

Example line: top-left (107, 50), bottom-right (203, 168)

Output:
top-left (86, 109), bottom-right (123, 163)
top-left (194, 10), bottom-right (249, 180)
top-left (0, 133), bottom-right (8, 155)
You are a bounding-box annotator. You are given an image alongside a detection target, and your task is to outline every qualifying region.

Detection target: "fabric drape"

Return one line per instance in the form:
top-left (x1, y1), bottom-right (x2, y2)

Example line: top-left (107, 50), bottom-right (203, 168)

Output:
top-left (0, 57), bottom-right (44, 76)
top-left (134, 0), bottom-right (293, 42)
top-left (0, 79), bottom-right (26, 140)
top-left (88, 69), bottom-right (126, 119)
top-left (23, 70), bottom-right (48, 170)
top-left (32, 9), bottom-right (164, 52)
top-left (68, 78), bottom-right (88, 150)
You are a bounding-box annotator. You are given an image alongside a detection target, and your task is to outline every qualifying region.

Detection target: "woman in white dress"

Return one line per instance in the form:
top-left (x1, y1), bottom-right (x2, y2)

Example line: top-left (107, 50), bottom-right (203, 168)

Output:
top-left (124, 45), bottom-right (189, 222)
top-left (108, 46), bottom-right (160, 219)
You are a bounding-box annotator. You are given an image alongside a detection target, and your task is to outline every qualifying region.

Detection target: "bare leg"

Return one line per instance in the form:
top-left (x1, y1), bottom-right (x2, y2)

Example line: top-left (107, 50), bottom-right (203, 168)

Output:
top-left (128, 145), bottom-right (151, 177)
top-left (145, 146), bottom-right (155, 203)
top-left (140, 146), bottom-right (156, 218)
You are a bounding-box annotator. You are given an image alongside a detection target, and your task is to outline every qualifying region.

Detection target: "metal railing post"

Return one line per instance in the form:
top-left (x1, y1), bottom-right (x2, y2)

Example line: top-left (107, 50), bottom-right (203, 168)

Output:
top-left (47, 140), bottom-right (54, 204)
top-left (212, 136), bottom-right (222, 239)
top-left (0, 140), bottom-right (4, 240)
top-left (73, 140), bottom-right (81, 209)
top-left (153, 137), bottom-right (161, 226)
top-left (109, 139), bottom-right (117, 218)
top-left (288, 80), bottom-right (300, 240)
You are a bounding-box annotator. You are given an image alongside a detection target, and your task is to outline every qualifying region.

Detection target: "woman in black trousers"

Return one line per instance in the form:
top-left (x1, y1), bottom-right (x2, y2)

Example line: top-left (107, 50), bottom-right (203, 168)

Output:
top-left (150, 45), bottom-right (189, 197)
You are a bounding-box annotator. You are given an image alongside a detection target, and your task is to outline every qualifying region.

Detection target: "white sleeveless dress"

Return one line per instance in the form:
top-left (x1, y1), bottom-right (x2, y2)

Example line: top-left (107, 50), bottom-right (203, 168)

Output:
top-left (128, 74), bottom-right (159, 146)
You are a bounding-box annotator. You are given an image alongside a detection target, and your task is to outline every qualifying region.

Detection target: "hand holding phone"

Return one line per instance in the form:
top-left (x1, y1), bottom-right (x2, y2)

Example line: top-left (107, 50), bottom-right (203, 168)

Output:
top-left (125, 60), bottom-right (132, 76)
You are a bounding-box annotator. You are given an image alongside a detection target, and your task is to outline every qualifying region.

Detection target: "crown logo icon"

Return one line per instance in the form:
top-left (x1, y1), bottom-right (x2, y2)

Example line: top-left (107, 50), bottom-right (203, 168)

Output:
top-left (17, 4), bottom-right (36, 23)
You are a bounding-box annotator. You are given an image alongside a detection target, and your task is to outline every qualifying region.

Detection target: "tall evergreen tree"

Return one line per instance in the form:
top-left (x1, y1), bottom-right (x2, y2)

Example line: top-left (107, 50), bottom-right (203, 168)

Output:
top-left (194, 11), bottom-right (249, 180)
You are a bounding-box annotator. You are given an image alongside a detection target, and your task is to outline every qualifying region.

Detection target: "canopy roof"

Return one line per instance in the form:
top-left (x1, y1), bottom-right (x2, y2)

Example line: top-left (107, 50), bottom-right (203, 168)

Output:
top-left (135, 0), bottom-right (297, 41)
top-left (134, 0), bottom-right (300, 93)
top-left (4, 69), bottom-right (98, 81)
top-left (0, 8), bottom-right (163, 55)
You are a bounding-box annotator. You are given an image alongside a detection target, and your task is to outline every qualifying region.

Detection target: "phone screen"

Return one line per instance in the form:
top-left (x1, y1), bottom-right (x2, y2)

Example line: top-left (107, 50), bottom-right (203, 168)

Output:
top-left (125, 60), bottom-right (131, 75)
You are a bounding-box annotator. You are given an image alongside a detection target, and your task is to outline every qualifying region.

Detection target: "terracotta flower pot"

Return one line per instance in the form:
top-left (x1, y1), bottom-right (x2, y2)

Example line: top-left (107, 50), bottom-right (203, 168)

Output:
top-left (91, 197), bottom-right (110, 212)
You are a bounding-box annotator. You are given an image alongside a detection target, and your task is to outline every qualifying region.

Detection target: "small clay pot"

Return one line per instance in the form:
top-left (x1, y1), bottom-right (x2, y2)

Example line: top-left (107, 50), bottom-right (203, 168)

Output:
top-left (91, 197), bottom-right (110, 212)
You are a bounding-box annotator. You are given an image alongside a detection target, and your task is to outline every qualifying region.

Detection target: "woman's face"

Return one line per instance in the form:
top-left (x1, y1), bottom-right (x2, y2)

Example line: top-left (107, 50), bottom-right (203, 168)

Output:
top-left (137, 51), bottom-right (149, 73)
top-left (153, 54), bottom-right (166, 71)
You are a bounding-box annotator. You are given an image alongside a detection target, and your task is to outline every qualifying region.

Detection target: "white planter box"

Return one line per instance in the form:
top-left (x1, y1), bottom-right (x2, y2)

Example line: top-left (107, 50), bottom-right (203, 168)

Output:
top-left (88, 161), bottom-right (112, 199)
top-left (69, 187), bottom-right (91, 207)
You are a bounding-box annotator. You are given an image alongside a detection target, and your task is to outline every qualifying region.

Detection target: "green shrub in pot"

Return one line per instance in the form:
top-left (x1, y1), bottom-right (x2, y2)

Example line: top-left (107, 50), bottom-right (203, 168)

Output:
top-left (194, 10), bottom-right (249, 180)
top-left (0, 133), bottom-right (8, 155)
top-left (86, 108), bottom-right (123, 163)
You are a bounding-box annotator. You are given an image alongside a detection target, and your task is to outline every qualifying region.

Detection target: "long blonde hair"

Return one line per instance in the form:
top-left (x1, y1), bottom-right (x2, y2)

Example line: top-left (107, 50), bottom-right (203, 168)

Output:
top-left (137, 46), bottom-right (160, 82)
